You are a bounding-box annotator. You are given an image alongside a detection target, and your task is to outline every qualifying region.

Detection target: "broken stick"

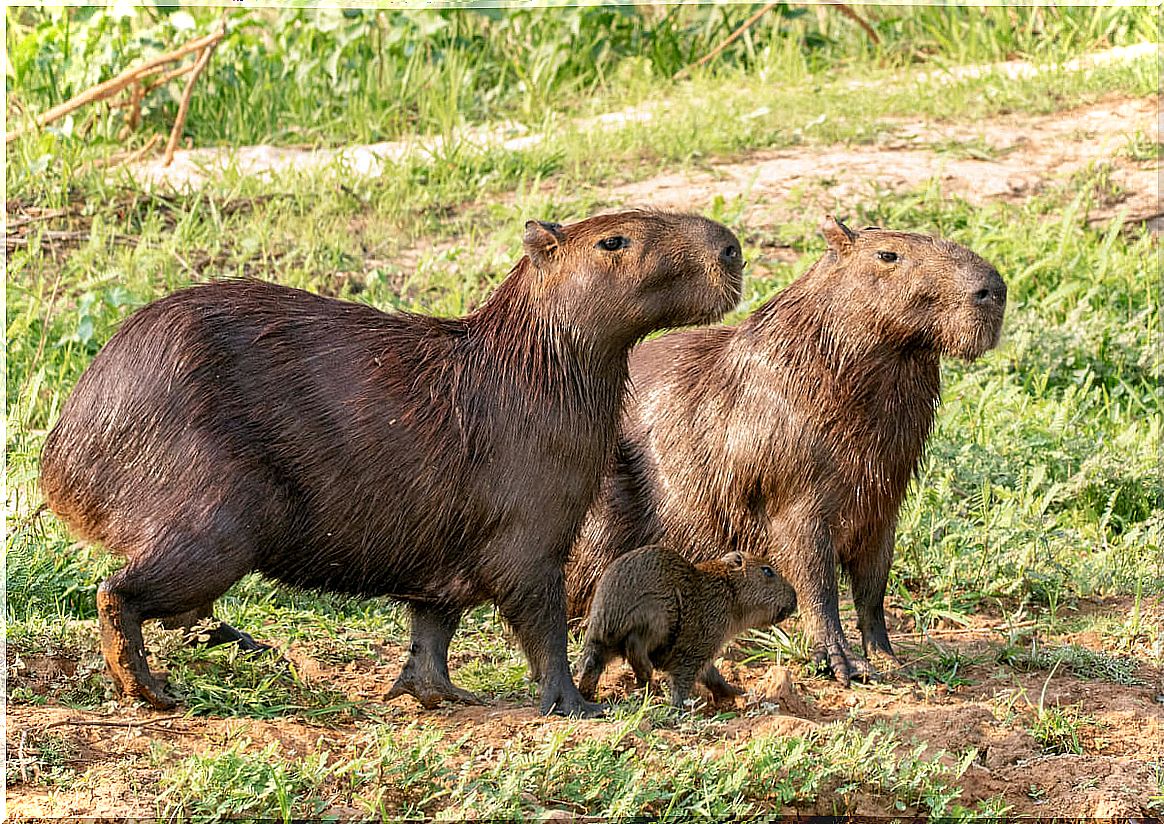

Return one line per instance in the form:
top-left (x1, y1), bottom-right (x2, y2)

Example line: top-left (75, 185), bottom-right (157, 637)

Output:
top-left (6, 25), bottom-right (226, 145)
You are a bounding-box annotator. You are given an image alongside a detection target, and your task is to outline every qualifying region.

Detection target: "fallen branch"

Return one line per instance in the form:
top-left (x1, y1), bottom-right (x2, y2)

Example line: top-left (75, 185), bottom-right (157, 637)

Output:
top-left (164, 34), bottom-right (220, 167)
top-left (6, 25), bottom-right (226, 144)
top-left (834, 3), bottom-right (881, 45)
top-left (674, 2), bottom-right (781, 80)
top-left (41, 714), bottom-right (189, 733)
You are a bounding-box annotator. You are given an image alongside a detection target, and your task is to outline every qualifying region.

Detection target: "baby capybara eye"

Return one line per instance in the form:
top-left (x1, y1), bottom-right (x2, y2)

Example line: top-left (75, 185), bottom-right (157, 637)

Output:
top-left (761, 566), bottom-right (776, 578)
top-left (877, 251), bottom-right (898, 263)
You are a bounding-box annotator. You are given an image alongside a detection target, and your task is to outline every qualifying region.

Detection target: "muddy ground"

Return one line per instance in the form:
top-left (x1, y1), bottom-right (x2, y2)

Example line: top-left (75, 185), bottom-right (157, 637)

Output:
top-left (7, 595), bottom-right (1163, 818)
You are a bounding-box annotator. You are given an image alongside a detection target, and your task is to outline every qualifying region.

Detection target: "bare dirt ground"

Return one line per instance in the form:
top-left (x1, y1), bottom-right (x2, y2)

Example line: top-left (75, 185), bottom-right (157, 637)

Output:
top-left (7, 596), bottom-right (1163, 818)
top-left (605, 95), bottom-right (1158, 230)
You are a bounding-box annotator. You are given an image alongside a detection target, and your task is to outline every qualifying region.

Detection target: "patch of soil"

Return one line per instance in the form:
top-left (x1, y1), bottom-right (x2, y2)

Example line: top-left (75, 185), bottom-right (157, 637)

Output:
top-left (609, 96), bottom-right (1157, 228)
top-left (7, 595), bottom-right (1162, 819)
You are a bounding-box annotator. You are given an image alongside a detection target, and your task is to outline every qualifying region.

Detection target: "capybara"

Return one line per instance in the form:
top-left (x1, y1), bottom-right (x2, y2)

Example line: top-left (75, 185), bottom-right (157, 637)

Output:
top-left (576, 547), bottom-right (795, 707)
top-left (567, 216), bottom-right (1006, 686)
top-left (39, 210), bottom-right (745, 716)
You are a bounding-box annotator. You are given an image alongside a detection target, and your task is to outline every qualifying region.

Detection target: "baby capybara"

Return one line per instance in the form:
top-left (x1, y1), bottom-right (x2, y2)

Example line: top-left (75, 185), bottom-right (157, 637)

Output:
top-left (39, 210), bottom-right (745, 716)
top-left (568, 216), bottom-right (1006, 686)
top-left (576, 547), bottom-right (795, 707)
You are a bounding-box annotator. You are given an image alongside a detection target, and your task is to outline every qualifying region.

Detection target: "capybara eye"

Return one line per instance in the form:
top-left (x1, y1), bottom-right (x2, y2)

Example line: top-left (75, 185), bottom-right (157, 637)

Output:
top-left (597, 236), bottom-right (631, 252)
top-left (761, 566), bottom-right (776, 578)
top-left (877, 251), bottom-right (898, 263)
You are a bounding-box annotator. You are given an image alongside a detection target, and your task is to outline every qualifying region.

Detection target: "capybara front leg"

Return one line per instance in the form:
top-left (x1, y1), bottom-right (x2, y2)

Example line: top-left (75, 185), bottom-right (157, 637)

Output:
top-left (499, 571), bottom-right (602, 718)
top-left (781, 525), bottom-right (869, 687)
top-left (847, 527), bottom-right (901, 674)
top-left (574, 640), bottom-right (612, 702)
top-left (387, 604), bottom-right (482, 709)
top-left (698, 664), bottom-right (745, 703)
top-left (160, 604), bottom-right (271, 653)
top-left (96, 581), bottom-right (175, 710)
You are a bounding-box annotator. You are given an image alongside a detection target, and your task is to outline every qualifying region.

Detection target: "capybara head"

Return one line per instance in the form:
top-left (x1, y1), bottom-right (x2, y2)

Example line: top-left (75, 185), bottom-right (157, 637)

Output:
top-left (817, 216), bottom-right (1006, 361)
top-left (521, 210), bottom-right (745, 347)
top-left (701, 551), bottom-right (797, 628)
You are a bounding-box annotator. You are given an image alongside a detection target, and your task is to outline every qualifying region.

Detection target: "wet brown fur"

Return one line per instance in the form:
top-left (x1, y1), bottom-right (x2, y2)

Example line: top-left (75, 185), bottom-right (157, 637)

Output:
top-left (576, 547), bottom-right (795, 706)
top-left (566, 217), bottom-right (1006, 686)
top-left (40, 210), bottom-right (744, 716)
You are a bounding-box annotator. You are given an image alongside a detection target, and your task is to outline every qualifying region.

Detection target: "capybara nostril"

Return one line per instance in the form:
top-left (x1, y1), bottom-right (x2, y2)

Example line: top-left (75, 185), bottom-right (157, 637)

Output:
top-left (720, 244), bottom-right (742, 269)
top-left (973, 287), bottom-right (993, 305)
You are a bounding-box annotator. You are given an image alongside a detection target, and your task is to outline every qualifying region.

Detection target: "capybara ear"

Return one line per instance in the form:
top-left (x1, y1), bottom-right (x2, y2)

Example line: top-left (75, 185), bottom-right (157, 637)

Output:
top-left (524, 220), bottom-right (565, 268)
top-left (721, 551), bottom-right (745, 570)
top-left (821, 215), bottom-right (856, 254)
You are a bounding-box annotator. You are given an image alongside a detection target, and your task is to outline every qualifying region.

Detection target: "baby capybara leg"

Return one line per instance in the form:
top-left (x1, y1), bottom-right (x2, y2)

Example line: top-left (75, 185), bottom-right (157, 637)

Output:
top-left (623, 632), bottom-right (655, 688)
top-left (97, 578), bottom-right (175, 709)
top-left (388, 604), bottom-right (482, 709)
top-left (667, 663), bottom-right (701, 708)
top-left (160, 604), bottom-right (271, 653)
top-left (574, 640), bottom-right (612, 701)
top-left (497, 572), bottom-right (602, 718)
top-left (698, 664), bottom-right (745, 703)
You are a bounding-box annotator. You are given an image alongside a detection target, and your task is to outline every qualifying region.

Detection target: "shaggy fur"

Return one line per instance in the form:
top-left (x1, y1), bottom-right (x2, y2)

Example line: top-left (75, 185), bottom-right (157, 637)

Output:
top-left (576, 547), bottom-right (795, 706)
top-left (40, 210), bottom-right (744, 715)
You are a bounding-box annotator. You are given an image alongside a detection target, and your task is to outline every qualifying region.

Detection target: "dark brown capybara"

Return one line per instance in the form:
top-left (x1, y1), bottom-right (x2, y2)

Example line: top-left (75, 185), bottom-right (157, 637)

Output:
top-left (39, 210), bottom-right (745, 717)
top-left (576, 547), bottom-right (795, 707)
top-left (567, 216), bottom-right (1006, 686)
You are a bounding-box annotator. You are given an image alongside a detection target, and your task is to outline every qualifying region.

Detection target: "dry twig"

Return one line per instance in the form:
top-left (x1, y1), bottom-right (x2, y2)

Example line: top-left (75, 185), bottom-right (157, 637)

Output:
top-left (674, 2), bottom-right (781, 80)
top-left (163, 35), bottom-right (220, 167)
top-left (6, 25), bottom-right (226, 144)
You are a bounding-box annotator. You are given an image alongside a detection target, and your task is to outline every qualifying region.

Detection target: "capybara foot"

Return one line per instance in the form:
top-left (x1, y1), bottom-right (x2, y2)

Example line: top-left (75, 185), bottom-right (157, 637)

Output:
top-left (187, 620), bottom-right (272, 654)
top-left (117, 670), bottom-right (177, 710)
top-left (387, 671), bottom-right (483, 709)
top-left (813, 640), bottom-right (875, 687)
top-left (540, 678), bottom-right (604, 718)
top-left (704, 679), bottom-right (746, 704)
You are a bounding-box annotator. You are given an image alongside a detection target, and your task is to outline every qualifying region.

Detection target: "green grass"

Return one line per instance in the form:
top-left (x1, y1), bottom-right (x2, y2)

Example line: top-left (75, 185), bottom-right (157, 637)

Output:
top-left (7, 5), bottom-right (1155, 150)
top-left (151, 712), bottom-right (988, 821)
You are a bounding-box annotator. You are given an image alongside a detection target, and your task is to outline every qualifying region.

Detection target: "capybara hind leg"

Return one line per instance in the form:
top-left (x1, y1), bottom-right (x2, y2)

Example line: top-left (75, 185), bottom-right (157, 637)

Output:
top-left (388, 604), bottom-right (481, 708)
top-left (97, 582), bottom-right (175, 710)
top-left (698, 664), bottom-right (745, 703)
top-left (160, 606), bottom-right (271, 653)
top-left (498, 572), bottom-right (602, 718)
top-left (624, 632), bottom-right (655, 689)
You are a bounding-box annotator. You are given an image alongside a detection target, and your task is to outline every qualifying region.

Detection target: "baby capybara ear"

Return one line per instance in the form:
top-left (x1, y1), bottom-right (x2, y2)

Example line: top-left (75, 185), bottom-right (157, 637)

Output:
top-left (523, 220), bottom-right (565, 269)
top-left (720, 551), bottom-right (745, 570)
top-left (821, 215), bottom-right (856, 255)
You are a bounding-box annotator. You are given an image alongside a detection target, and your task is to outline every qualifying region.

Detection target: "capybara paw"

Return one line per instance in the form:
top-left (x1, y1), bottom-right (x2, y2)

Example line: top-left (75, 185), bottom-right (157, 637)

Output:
top-left (541, 686), bottom-right (604, 718)
top-left (387, 674), bottom-right (484, 709)
top-left (706, 681), bottom-right (746, 703)
top-left (124, 676), bottom-right (177, 710)
top-left (813, 643), bottom-right (858, 687)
